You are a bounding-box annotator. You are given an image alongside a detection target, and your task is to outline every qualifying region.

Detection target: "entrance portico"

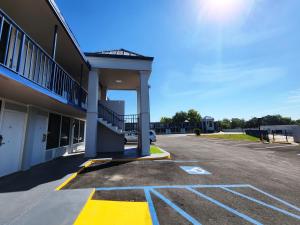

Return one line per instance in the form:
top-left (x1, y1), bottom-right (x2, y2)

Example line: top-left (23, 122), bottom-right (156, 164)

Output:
top-left (84, 49), bottom-right (154, 158)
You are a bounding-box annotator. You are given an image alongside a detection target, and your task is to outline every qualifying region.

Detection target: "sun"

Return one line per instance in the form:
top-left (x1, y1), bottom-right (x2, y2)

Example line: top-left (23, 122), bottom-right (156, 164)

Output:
top-left (200, 0), bottom-right (250, 24)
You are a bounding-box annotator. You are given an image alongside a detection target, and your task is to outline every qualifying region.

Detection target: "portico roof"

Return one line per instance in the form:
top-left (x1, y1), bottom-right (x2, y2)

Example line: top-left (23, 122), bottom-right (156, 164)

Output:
top-left (85, 49), bottom-right (154, 61)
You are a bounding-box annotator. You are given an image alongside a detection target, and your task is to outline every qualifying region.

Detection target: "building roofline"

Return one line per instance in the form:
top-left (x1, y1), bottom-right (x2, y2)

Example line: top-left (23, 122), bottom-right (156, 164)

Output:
top-left (46, 0), bottom-right (89, 69)
top-left (85, 52), bottom-right (154, 61)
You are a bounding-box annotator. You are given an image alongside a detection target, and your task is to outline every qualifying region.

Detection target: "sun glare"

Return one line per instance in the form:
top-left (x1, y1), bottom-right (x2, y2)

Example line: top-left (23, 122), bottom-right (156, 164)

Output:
top-left (200, 0), bottom-right (250, 24)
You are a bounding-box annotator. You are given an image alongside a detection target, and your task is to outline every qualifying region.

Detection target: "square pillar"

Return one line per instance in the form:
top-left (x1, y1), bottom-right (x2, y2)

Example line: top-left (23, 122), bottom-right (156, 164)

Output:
top-left (21, 106), bottom-right (38, 170)
top-left (85, 69), bottom-right (99, 158)
top-left (136, 88), bottom-right (141, 150)
top-left (138, 71), bottom-right (151, 156)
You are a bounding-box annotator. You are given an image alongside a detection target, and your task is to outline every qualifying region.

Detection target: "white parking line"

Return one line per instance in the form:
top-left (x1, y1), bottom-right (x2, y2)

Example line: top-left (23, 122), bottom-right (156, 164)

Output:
top-left (233, 142), bottom-right (264, 147)
top-left (254, 145), bottom-right (293, 150)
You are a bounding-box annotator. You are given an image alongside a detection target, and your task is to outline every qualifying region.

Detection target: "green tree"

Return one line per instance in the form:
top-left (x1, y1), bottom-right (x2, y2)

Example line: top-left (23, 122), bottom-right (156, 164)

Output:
top-left (187, 109), bottom-right (201, 123)
top-left (231, 118), bottom-right (245, 128)
top-left (245, 117), bottom-right (260, 128)
top-left (220, 119), bottom-right (231, 129)
top-left (160, 117), bottom-right (172, 124)
top-left (261, 115), bottom-right (292, 125)
top-left (172, 111), bottom-right (188, 124)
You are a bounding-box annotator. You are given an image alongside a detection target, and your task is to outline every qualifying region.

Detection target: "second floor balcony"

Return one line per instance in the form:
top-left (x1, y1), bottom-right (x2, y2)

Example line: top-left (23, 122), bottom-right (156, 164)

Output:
top-left (0, 8), bottom-right (88, 109)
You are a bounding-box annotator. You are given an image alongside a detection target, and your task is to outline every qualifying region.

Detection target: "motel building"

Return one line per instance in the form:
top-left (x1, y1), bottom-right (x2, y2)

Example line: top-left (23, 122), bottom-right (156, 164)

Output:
top-left (0, 0), bottom-right (153, 177)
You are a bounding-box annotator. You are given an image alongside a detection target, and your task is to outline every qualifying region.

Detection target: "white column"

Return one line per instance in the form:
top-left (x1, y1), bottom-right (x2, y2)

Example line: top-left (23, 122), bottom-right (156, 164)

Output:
top-left (138, 71), bottom-right (151, 156)
top-left (136, 88), bottom-right (141, 150)
top-left (21, 106), bottom-right (37, 170)
top-left (85, 69), bottom-right (99, 158)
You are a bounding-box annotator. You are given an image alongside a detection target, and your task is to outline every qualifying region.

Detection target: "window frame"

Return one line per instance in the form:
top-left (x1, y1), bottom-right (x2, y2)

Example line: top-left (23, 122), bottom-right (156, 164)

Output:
top-left (59, 116), bottom-right (71, 147)
top-left (46, 111), bottom-right (85, 150)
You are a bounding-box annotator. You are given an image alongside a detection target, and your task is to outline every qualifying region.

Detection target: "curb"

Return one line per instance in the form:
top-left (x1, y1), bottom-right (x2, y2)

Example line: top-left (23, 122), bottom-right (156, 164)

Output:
top-left (90, 149), bottom-right (171, 163)
top-left (55, 147), bottom-right (171, 191)
top-left (55, 160), bottom-right (94, 191)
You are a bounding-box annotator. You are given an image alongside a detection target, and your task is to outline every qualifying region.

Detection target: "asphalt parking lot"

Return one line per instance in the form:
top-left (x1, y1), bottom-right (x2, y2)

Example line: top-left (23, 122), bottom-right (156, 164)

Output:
top-left (64, 135), bottom-right (300, 225)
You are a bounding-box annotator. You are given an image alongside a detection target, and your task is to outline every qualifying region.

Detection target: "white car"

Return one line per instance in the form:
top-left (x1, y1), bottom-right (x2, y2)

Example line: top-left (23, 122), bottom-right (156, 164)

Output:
top-left (124, 130), bottom-right (157, 144)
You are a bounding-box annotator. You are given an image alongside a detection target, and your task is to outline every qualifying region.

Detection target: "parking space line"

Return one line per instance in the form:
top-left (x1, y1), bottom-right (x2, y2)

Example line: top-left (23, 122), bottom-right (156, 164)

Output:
top-left (187, 187), bottom-right (263, 225)
top-left (155, 160), bottom-right (200, 163)
top-left (96, 184), bottom-right (250, 191)
top-left (233, 142), bottom-right (263, 147)
top-left (254, 145), bottom-right (293, 150)
top-left (248, 185), bottom-right (300, 212)
top-left (222, 188), bottom-right (300, 220)
top-left (144, 188), bottom-right (160, 225)
top-left (93, 184), bottom-right (300, 224)
top-left (150, 189), bottom-right (202, 225)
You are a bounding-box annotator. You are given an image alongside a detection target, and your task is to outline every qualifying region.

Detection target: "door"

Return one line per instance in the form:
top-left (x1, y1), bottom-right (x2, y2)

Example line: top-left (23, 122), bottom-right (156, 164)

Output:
top-left (0, 109), bottom-right (26, 177)
top-left (31, 115), bottom-right (48, 166)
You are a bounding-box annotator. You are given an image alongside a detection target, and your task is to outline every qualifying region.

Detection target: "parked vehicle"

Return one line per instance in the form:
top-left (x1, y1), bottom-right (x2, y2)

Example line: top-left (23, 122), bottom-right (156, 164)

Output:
top-left (124, 130), bottom-right (157, 144)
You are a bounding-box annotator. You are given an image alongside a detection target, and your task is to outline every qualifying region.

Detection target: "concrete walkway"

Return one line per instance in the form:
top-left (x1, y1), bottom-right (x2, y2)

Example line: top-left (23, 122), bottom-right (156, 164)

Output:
top-left (0, 154), bottom-right (93, 225)
top-left (0, 148), bottom-right (171, 225)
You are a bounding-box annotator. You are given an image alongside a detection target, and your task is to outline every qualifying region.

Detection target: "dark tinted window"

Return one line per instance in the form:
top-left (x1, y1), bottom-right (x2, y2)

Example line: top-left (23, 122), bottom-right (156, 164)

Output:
top-left (79, 121), bottom-right (85, 142)
top-left (73, 119), bottom-right (79, 144)
top-left (60, 116), bottom-right (70, 146)
top-left (46, 113), bottom-right (61, 149)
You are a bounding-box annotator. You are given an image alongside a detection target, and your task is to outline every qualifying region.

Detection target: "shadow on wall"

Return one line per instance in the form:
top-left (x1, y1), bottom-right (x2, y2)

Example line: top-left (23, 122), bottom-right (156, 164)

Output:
top-left (0, 154), bottom-right (87, 193)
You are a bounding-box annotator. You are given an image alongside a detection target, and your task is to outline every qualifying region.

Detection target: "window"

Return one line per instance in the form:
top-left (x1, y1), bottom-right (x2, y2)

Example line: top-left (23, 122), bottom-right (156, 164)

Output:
top-left (60, 116), bottom-right (70, 146)
top-left (79, 120), bottom-right (85, 143)
top-left (73, 119), bottom-right (79, 144)
top-left (46, 113), bottom-right (61, 149)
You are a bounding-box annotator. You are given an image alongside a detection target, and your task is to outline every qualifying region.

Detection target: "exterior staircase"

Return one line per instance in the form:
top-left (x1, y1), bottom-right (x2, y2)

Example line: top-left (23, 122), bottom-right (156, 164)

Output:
top-left (98, 102), bottom-right (125, 134)
top-left (98, 117), bottom-right (124, 134)
top-left (97, 102), bottom-right (140, 153)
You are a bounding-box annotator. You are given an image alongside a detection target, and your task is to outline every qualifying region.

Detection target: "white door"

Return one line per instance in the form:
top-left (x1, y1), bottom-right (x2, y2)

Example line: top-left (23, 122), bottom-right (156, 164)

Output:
top-left (0, 109), bottom-right (26, 177)
top-left (31, 115), bottom-right (48, 166)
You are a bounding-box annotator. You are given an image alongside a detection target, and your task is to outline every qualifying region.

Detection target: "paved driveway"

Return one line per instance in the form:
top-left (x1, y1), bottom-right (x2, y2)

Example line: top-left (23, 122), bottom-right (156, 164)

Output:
top-left (64, 135), bottom-right (300, 225)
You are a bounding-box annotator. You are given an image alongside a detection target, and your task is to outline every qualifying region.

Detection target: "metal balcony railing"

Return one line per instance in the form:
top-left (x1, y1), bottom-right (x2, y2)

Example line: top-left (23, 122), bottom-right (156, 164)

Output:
top-left (98, 102), bottom-right (139, 132)
top-left (0, 9), bottom-right (87, 109)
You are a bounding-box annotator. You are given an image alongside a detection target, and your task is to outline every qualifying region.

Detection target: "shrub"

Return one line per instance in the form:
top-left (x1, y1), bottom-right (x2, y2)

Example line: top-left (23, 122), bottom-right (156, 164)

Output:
top-left (194, 128), bottom-right (201, 136)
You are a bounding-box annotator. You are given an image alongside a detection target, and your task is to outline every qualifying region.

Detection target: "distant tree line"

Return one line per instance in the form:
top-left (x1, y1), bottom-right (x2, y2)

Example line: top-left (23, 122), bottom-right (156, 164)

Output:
top-left (217, 115), bottom-right (300, 129)
top-left (160, 109), bottom-right (201, 125)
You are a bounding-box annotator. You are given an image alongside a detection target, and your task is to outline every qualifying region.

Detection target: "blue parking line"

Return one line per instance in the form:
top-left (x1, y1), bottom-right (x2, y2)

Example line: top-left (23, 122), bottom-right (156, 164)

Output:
top-left (186, 187), bottom-right (263, 225)
top-left (144, 188), bottom-right (160, 225)
top-left (222, 187), bottom-right (300, 220)
top-left (95, 184), bottom-right (250, 191)
top-left (150, 189), bottom-right (202, 225)
top-left (248, 185), bottom-right (300, 212)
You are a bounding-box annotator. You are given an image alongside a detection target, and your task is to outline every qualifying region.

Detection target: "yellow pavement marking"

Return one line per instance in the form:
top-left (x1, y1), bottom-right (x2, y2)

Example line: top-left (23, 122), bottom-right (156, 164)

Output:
top-left (55, 160), bottom-right (95, 191)
top-left (56, 148), bottom-right (170, 191)
top-left (73, 198), bottom-right (153, 225)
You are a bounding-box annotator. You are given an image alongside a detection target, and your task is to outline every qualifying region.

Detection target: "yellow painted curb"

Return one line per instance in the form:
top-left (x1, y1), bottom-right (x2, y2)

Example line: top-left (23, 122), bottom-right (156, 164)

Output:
top-left (73, 198), bottom-right (152, 225)
top-left (55, 149), bottom-right (171, 191)
top-left (55, 160), bottom-right (95, 191)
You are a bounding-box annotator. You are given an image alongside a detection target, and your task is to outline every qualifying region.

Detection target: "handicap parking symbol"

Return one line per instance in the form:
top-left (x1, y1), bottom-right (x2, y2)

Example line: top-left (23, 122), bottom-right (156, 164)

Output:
top-left (180, 166), bottom-right (211, 175)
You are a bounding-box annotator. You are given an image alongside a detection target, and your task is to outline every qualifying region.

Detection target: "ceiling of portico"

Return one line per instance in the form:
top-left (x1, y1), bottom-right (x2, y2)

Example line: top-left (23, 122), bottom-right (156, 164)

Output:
top-left (99, 69), bottom-right (140, 90)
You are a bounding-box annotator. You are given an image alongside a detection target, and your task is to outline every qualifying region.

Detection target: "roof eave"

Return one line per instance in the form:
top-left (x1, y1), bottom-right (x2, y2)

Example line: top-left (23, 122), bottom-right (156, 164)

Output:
top-left (46, 0), bottom-right (89, 69)
top-left (85, 52), bottom-right (154, 61)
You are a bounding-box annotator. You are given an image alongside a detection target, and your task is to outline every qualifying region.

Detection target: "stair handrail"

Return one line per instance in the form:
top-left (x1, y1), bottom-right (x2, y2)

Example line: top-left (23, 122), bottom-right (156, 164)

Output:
top-left (98, 102), bottom-right (124, 129)
top-left (98, 102), bottom-right (140, 132)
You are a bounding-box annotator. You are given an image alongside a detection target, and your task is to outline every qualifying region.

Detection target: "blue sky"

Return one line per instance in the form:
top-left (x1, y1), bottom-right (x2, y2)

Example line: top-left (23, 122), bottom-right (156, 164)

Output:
top-left (56, 0), bottom-right (300, 121)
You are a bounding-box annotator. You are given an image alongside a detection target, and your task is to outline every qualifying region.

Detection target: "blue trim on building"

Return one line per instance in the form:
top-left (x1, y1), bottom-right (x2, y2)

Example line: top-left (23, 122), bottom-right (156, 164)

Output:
top-left (0, 65), bottom-right (86, 111)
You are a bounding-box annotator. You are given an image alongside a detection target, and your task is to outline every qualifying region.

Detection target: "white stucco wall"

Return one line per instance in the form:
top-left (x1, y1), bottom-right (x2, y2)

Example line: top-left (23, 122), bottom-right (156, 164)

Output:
top-left (97, 123), bottom-right (124, 153)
